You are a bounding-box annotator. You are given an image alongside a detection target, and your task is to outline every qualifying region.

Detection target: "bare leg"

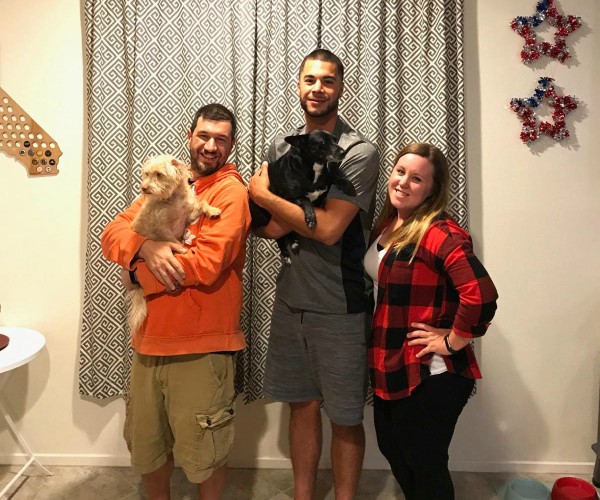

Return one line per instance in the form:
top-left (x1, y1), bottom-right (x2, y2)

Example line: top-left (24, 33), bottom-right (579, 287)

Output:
top-left (142, 453), bottom-right (174, 500)
top-left (290, 401), bottom-right (322, 500)
top-left (331, 422), bottom-right (365, 500)
top-left (197, 463), bottom-right (227, 500)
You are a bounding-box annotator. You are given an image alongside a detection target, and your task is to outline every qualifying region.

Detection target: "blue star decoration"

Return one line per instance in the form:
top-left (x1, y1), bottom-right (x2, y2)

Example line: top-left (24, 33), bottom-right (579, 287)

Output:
top-left (509, 77), bottom-right (579, 144)
top-left (511, 0), bottom-right (582, 64)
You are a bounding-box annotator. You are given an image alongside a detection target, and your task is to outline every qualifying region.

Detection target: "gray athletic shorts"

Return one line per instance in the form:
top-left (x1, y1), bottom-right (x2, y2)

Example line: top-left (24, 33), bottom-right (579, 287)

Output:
top-left (263, 297), bottom-right (369, 426)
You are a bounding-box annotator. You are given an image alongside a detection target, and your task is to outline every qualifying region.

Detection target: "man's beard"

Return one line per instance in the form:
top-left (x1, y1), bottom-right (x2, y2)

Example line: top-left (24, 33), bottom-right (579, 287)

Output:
top-left (190, 150), bottom-right (222, 177)
top-left (300, 97), bottom-right (339, 118)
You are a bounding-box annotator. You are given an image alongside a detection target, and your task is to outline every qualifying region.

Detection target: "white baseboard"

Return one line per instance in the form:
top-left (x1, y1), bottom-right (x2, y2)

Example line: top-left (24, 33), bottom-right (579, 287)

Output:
top-left (448, 460), bottom-right (595, 474)
top-left (0, 454), bottom-right (594, 475)
top-left (229, 458), bottom-right (595, 474)
top-left (0, 454), bottom-right (132, 467)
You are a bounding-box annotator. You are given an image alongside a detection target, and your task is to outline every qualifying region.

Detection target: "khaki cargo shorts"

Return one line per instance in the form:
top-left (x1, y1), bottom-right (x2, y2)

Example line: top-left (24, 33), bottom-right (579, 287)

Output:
top-left (124, 352), bottom-right (236, 483)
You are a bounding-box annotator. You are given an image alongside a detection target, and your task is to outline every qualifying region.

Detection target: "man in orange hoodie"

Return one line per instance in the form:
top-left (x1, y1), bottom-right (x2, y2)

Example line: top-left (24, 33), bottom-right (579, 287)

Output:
top-left (101, 103), bottom-right (250, 500)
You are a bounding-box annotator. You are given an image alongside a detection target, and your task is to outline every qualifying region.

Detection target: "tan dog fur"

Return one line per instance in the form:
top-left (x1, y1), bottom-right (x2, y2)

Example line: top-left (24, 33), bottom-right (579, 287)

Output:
top-left (127, 154), bottom-right (221, 334)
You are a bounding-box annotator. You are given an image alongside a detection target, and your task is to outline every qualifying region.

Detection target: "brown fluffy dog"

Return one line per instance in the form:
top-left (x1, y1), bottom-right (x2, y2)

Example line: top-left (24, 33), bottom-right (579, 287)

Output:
top-left (127, 154), bottom-right (221, 334)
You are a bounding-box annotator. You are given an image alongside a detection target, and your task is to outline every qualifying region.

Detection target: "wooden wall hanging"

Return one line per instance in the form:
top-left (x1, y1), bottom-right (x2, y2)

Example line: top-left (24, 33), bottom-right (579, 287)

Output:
top-left (0, 86), bottom-right (62, 176)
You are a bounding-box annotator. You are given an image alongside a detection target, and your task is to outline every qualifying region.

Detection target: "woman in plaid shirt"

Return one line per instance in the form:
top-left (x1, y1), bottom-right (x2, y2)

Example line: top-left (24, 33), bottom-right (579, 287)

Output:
top-left (364, 143), bottom-right (498, 500)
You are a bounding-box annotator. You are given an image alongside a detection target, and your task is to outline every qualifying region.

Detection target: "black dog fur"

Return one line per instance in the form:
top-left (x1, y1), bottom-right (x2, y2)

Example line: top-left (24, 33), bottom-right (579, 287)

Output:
top-left (250, 129), bottom-right (356, 263)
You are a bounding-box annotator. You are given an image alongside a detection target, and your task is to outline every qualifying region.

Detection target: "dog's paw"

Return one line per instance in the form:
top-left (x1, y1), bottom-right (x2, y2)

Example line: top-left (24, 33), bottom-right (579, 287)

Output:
top-left (204, 206), bottom-right (222, 219)
top-left (194, 200), bottom-right (221, 220)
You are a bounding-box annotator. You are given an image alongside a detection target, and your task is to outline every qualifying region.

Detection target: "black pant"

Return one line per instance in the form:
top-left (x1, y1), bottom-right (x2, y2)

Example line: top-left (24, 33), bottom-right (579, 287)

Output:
top-left (373, 372), bottom-right (475, 500)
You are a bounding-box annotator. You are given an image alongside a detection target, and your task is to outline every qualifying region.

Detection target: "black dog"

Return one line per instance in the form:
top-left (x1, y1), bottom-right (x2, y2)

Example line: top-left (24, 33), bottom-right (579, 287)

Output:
top-left (250, 129), bottom-right (356, 263)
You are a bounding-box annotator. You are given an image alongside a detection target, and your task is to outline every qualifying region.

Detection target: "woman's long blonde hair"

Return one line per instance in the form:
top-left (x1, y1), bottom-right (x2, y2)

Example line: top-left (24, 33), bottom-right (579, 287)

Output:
top-left (371, 143), bottom-right (450, 263)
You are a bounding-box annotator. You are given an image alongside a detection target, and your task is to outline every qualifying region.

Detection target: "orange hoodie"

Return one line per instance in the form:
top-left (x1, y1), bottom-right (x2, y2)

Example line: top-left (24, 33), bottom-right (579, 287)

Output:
top-left (101, 163), bottom-right (250, 355)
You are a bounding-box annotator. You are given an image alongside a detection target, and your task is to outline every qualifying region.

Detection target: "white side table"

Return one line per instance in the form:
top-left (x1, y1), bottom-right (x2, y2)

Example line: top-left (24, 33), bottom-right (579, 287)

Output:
top-left (0, 327), bottom-right (51, 498)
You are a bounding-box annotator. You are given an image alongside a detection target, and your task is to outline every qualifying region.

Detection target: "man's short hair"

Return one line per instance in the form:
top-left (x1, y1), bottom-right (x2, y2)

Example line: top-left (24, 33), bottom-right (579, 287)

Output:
top-left (299, 49), bottom-right (344, 82)
top-left (190, 103), bottom-right (237, 139)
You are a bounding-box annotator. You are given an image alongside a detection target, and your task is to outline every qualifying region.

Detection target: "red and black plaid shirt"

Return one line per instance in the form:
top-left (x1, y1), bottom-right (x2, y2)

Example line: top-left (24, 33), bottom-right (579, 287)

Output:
top-left (369, 213), bottom-right (498, 400)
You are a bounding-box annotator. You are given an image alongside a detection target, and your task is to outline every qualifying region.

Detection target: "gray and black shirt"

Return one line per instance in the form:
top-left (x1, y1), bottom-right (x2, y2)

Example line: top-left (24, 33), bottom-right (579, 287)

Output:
top-left (266, 118), bottom-right (380, 314)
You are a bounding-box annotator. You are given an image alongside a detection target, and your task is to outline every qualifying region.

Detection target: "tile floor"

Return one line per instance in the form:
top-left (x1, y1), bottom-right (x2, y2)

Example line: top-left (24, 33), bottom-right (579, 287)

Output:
top-left (0, 465), bottom-right (597, 499)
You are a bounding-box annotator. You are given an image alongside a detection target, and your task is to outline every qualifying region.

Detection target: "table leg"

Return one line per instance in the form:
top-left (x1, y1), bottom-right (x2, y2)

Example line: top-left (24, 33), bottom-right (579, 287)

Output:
top-left (0, 373), bottom-right (51, 498)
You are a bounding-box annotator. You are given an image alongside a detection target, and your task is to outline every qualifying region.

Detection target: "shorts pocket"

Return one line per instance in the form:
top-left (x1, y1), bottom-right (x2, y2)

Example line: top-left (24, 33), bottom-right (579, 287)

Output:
top-left (194, 400), bottom-right (235, 471)
top-left (207, 353), bottom-right (232, 388)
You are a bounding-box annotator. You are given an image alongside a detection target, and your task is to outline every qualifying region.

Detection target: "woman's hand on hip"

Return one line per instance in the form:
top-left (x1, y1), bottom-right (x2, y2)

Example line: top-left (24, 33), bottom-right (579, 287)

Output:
top-left (407, 323), bottom-right (451, 358)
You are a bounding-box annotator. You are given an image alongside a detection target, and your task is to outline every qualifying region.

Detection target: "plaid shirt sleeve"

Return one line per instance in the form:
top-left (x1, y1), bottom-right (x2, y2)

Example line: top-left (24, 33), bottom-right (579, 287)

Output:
top-left (369, 215), bottom-right (498, 400)
top-left (422, 219), bottom-right (498, 339)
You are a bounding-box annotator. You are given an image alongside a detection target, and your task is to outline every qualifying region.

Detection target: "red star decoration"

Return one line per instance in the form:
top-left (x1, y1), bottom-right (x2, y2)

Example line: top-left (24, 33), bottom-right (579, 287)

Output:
top-left (509, 77), bottom-right (578, 144)
top-left (511, 0), bottom-right (582, 64)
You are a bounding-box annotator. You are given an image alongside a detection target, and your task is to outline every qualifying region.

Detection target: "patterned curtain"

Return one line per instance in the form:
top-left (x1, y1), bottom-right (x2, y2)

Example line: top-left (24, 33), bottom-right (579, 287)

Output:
top-left (79, 0), bottom-right (466, 401)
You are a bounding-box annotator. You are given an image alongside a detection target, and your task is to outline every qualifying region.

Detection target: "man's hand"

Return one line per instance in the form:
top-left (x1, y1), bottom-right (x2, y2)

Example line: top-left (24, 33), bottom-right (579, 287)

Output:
top-left (248, 162), bottom-right (271, 208)
top-left (137, 240), bottom-right (187, 291)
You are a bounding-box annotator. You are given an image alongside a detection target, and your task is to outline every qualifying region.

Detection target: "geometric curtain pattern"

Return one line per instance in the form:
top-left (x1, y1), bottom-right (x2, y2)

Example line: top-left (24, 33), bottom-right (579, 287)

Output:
top-left (79, 0), bottom-right (466, 402)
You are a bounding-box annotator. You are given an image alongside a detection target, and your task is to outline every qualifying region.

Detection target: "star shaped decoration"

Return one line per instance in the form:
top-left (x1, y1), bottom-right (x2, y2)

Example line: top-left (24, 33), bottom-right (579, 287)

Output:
top-left (509, 77), bottom-right (578, 144)
top-left (511, 0), bottom-right (582, 64)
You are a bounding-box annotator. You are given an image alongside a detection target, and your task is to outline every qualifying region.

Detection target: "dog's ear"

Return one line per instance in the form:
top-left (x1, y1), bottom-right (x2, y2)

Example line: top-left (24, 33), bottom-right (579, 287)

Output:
top-left (171, 158), bottom-right (192, 182)
top-left (284, 134), bottom-right (308, 148)
top-left (317, 130), bottom-right (335, 140)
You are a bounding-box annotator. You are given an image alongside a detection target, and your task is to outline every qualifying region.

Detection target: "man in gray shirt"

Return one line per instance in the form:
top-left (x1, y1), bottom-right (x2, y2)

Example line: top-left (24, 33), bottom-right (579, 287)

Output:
top-left (249, 49), bottom-right (379, 500)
